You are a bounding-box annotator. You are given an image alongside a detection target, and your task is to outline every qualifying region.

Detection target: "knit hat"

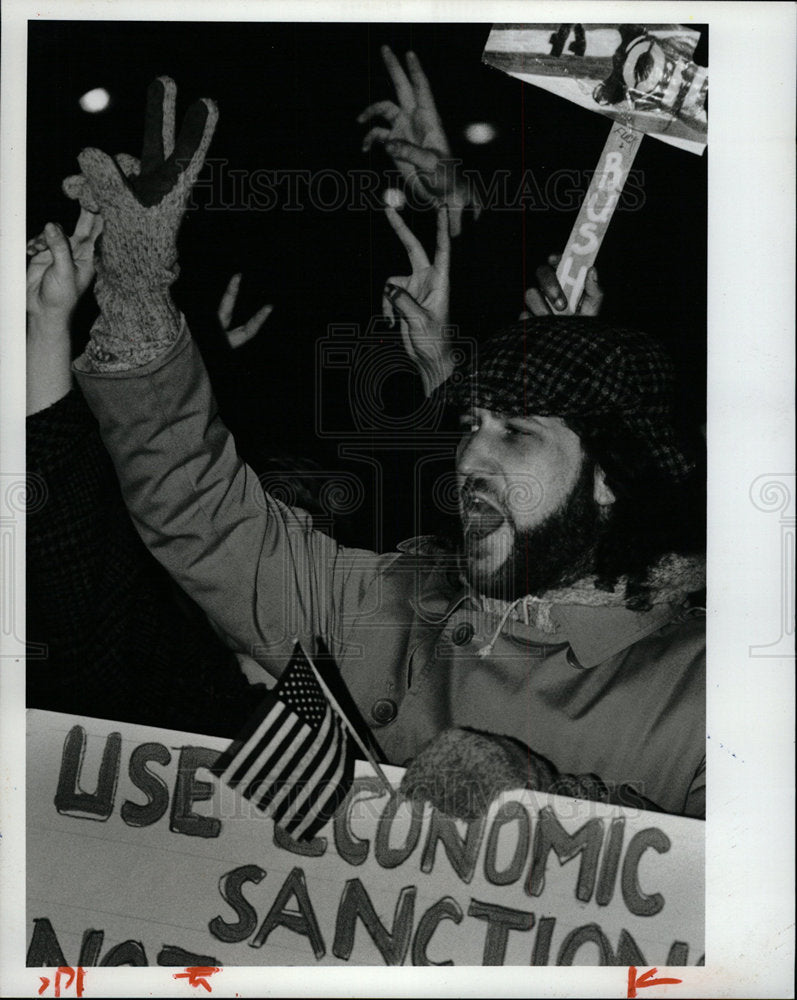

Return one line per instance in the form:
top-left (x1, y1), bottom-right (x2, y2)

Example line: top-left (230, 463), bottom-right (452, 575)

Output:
top-left (444, 317), bottom-right (695, 480)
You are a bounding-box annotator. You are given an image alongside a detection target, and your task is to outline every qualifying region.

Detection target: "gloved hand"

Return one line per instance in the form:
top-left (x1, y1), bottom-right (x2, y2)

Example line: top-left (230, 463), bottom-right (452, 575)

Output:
top-left (64, 77), bottom-right (218, 371)
top-left (400, 727), bottom-right (613, 821)
top-left (400, 727), bottom-right (554, 821)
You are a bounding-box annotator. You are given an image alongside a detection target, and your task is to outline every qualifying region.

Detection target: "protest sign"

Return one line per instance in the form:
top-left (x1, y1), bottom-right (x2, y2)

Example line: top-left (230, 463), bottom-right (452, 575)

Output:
top-left (482, 23), bottom-right (708, 313)
top-left (482, 24), bottom-right (707, 154)
top-left (27, 710), bottom-right (704, 967)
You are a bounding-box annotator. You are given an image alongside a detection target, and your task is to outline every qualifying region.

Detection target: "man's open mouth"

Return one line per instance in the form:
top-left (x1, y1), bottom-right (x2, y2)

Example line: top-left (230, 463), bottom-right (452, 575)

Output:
top-left (463, 495), bottom-right (506, 539)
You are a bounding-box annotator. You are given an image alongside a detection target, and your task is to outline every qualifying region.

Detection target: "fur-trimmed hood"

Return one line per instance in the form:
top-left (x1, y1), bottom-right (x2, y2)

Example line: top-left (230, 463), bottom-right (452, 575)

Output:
top-left (476, 552), bottom-right (706, 640)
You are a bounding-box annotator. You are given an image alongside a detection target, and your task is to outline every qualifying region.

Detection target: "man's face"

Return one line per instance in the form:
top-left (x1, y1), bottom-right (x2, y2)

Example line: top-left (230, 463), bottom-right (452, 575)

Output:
top-left (455, 408), bottom-right (608, 598)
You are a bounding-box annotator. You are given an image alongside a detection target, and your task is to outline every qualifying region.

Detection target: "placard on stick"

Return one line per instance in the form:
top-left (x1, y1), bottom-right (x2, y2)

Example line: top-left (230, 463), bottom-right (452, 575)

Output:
top-left (483, 23), bottom-right (708, 313)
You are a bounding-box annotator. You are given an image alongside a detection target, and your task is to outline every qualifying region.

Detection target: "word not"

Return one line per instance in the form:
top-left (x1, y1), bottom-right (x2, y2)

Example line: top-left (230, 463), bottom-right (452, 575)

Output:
top-left (27, 919), bottom-right (219, 968)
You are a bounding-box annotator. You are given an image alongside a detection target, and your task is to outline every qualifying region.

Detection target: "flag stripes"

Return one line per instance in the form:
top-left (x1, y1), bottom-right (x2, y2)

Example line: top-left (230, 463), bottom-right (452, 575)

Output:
top-left (214, 643), bottom-right (357, 841)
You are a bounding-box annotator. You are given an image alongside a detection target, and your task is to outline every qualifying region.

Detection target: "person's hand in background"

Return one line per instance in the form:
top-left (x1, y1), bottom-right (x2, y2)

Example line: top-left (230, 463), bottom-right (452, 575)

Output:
top-left (216, 272), bottom-right (273, 350)
top-left (27, 208), bottom-right (103, 323)
top-left (359, 46), bottom-right (479, 237)
top-left (26, 209), bottom-right (103, 415)
top-left (521, 253), bottom-right (603, 318)
top-left (383, 205), bottom-right (453, 396)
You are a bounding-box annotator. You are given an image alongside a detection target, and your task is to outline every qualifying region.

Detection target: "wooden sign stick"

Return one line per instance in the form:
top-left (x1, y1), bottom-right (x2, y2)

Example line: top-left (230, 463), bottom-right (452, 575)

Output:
top-left (555, 122), bottom-right (644, 314)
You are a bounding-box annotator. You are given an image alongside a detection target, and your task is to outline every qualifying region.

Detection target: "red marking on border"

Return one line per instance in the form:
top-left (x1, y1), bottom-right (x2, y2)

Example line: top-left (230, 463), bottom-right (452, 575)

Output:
top-left (628, 966), bottom-right (683, 998)
top-left (37, 968), bottom-right (86, 998)
top-left (173, 967), bottom-right (222, 992)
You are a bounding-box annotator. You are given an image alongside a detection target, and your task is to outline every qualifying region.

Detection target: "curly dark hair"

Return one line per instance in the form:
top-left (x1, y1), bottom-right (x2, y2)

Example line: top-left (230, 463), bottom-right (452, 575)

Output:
top-left (568, 415), bottom-right (706, 608)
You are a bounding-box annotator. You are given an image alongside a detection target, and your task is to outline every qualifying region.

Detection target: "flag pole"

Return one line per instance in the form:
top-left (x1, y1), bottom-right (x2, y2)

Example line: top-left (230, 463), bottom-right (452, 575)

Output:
top-left (303, 650), bottom-right (395, 797)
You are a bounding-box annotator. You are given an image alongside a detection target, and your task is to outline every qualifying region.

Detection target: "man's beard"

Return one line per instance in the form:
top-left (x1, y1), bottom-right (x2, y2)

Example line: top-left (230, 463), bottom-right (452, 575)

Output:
top-left (461, 461), bottom-right (607, 601)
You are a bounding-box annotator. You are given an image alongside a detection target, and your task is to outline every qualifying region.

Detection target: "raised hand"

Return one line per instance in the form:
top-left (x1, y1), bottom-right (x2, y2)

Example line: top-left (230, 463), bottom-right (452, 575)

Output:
top-left (216, 273), bottom-right (273, 350)
top-left (520, 253), bottom-right (604, 318)
top-left (26, 211), bottom-right (103, 415)
top-left (358, 46), bottom-right (477, 236)
top-left (26, 209), bottom-right (103, 325)
top-left (383, 205), bottom-right (453, 395)
top-left (62, 77), bottom-right (219, 371)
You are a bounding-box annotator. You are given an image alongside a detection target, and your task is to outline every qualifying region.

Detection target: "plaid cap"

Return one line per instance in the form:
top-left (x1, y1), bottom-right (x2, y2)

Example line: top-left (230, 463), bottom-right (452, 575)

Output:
top-left (444, 317), bottom-right (695, 480)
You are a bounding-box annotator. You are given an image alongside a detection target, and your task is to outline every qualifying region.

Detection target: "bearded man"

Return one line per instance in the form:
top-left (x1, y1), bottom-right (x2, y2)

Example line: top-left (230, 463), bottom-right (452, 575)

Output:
top-left (67, 78), bottom-right (706, 821)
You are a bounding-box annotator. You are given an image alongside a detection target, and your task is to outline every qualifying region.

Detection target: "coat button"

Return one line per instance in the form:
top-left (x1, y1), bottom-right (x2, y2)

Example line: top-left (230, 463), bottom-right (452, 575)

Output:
top-left (451, 621), bottom-right (475, 646)
top-left (370, 698), bottom-right (398, 726)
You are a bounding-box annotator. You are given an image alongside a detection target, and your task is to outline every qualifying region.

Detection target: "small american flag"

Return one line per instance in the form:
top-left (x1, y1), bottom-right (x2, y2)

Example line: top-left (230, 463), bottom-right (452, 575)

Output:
top-left (214, 643), bottom-right (357, 841)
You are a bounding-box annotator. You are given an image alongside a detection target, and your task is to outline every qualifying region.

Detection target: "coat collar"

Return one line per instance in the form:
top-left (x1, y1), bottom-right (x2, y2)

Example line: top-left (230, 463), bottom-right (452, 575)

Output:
top-left (405, 545), bottom-right (693, 669)
top-left (547, 601), bottom-right (682, 667)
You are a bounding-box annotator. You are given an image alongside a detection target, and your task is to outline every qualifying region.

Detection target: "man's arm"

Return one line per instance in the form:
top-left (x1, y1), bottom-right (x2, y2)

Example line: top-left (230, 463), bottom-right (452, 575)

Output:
top-left (75, 326), bottom-right (386, 673)
top-left (69, 78), bottom-right (391, 678)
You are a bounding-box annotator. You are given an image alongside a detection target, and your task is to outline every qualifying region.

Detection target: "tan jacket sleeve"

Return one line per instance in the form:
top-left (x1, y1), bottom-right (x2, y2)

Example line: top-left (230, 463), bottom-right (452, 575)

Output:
top-left (74, 324), bottom-right (394, 678)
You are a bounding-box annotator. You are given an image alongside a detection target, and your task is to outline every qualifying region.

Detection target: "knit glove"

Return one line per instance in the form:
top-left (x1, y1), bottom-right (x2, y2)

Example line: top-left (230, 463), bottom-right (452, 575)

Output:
top-left (64, 77), bottom-right (218, 371)
top-left (400, 727), bottom-right (611, 821)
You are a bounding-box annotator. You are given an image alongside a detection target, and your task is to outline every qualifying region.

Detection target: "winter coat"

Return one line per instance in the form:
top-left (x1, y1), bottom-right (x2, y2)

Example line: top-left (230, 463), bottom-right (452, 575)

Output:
top-left (75, 329), bottom-right (705, 817)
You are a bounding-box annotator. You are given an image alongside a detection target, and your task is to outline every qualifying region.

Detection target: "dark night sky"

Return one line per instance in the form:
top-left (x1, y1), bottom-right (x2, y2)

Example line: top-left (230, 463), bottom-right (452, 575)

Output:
top-left (27, 20), bottom-right (707, 548)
